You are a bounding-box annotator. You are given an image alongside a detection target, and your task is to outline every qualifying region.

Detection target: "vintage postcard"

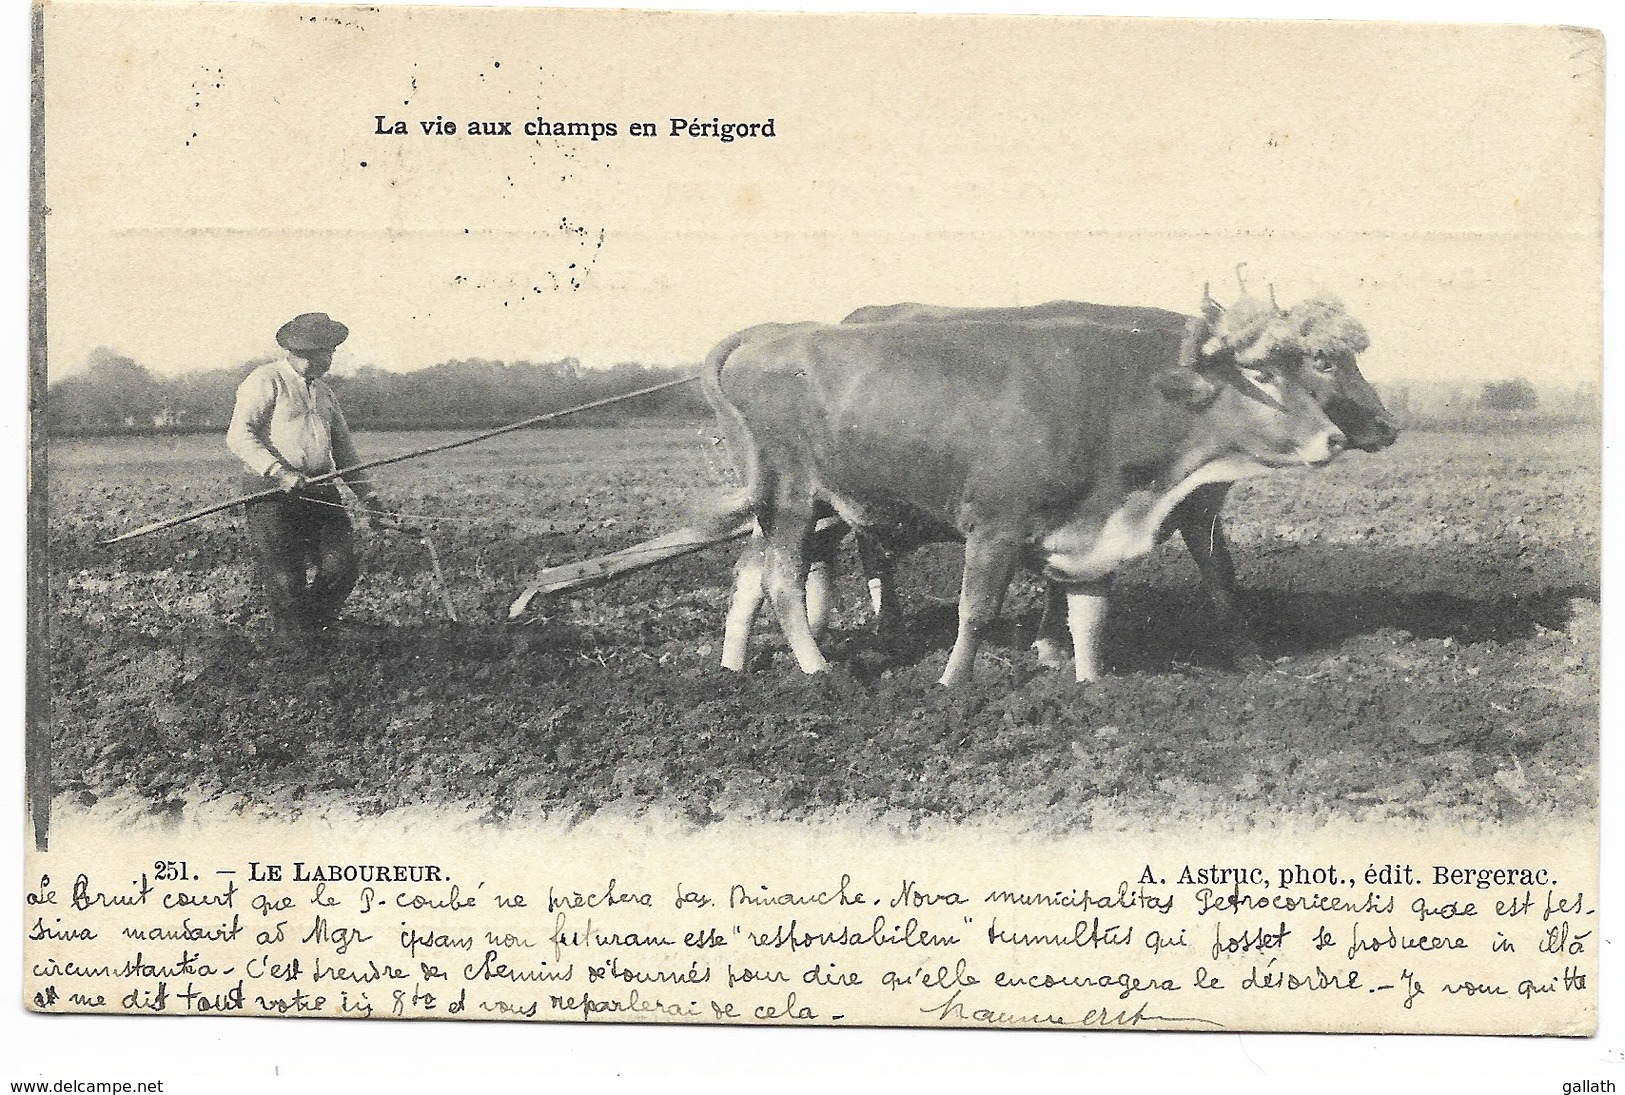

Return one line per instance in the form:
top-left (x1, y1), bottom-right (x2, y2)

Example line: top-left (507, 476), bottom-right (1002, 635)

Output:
top-left (25, 0), bottom-right (1602, 1046)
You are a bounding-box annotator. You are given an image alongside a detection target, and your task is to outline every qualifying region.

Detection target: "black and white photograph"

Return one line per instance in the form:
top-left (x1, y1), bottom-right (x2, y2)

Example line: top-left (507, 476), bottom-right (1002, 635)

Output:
top-left (15, 0), bottom-right (1614, 1085)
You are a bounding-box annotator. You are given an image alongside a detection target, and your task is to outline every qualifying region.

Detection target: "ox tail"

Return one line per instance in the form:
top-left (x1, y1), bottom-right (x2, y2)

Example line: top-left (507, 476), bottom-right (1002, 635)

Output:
top-left (691, 324), bottom-right (777, 539)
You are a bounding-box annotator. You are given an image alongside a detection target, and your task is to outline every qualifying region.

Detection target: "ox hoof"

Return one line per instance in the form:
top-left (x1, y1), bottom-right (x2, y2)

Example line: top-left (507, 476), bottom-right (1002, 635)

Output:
top-left (1071, 651), bottom-right (1104, 683)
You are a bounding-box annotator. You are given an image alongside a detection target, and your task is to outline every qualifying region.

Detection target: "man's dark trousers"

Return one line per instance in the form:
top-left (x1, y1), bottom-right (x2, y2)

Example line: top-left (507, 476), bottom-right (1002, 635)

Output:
top-left (243, 481), bottom-right (359, 635)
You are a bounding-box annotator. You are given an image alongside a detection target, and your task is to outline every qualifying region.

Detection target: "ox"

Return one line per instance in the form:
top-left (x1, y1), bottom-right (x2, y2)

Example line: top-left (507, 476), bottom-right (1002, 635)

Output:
top-left (696, 296), bottom-right (1351, 686)
top-left (826, 295), bottom-right (1397, 666)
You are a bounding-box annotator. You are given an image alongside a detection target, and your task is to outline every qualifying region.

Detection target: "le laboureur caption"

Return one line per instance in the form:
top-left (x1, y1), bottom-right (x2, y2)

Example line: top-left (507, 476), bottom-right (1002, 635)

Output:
top-left (25, 853), bottom-right (1595, 1032)
top-left (372, 113), bottom-right (777, 143)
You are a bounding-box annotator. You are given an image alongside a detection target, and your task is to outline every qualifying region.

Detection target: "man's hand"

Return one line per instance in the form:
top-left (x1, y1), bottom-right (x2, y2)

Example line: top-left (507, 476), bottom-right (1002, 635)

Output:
top-left (274, 467), bottom-right (306, 493)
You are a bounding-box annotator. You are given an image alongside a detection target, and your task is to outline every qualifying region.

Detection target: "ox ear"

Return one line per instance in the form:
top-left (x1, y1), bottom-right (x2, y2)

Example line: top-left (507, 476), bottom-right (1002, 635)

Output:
top-left (1154, 367), bottom-right (1219, 409)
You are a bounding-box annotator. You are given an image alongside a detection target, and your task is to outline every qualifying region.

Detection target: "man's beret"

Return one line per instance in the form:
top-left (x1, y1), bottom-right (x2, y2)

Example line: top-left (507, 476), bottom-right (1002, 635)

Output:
top-left (276, 313), bottom-right (350, 353)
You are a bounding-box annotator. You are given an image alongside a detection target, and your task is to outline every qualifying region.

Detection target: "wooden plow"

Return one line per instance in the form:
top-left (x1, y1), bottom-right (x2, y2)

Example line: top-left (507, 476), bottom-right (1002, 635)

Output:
top-left (509, 525), bottom-right (751, 617)
top-left (508, 516), bottom-right (848, 619)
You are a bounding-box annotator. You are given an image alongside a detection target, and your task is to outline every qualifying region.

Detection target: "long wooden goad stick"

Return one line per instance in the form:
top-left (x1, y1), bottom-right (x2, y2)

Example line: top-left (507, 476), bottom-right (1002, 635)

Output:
top-left (98, 375), bottom-right (699, 546)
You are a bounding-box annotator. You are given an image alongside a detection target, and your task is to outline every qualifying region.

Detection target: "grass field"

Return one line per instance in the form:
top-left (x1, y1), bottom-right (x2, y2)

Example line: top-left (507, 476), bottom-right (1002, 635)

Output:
top-left (44, 421), bottom-right (1599, 831)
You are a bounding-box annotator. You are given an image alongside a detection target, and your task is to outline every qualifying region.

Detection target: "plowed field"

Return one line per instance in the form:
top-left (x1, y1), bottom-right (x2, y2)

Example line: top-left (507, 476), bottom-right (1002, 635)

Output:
top-left (44, 422), bottom-right (1599, 831)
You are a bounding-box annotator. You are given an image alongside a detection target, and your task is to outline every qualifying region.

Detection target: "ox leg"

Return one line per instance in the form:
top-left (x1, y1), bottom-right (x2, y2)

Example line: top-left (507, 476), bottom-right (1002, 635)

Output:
top-left (1031, 581), bottom-right (1070, 669)
top-left (764, 506), bottom-right (830, 675)
top-left (1064, 578), bottom-right (1113, 683)
top-left (1175, 492), bottom-right (1263, 668)
top-left (856, 531), bottom-right (900, 633)
top-left (721, 533), bottom-right (768, 672)
top-left (804, 517), bottom-right (845, 638)
top-left (805, 562), bottom-right (832, 637)
top-left (939, 537), bottom-right (1019, 688)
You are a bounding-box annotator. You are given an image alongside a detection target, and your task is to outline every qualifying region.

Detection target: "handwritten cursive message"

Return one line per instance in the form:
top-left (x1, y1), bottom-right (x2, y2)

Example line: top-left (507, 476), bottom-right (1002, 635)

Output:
top-left (23, 822), bottom-right (1597, 1034)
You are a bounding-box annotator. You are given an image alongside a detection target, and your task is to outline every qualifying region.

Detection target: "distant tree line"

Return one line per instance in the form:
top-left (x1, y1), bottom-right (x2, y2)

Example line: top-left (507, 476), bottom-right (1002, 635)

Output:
top-left (46, 348), bottom-right (710, 436)
top-left (48, 348), bottom-right (1577, 437)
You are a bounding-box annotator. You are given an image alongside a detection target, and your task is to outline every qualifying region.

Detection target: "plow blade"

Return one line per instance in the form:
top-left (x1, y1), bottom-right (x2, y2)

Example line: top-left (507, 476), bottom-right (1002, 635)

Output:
top-left (508, 525), bottom-right (749, 618)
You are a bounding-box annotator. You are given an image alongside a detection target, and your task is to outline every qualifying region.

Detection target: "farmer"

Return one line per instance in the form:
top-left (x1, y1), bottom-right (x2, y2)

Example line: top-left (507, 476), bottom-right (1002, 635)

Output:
top-left (227, 312), bottom-right (384, 644)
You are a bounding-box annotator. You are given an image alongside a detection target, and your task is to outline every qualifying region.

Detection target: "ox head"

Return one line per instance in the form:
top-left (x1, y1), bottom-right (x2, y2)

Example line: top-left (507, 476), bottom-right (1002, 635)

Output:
top-left (1153, 292), bottom-right (1349, 468)
top-left (1202, 292), bottom-right (1398, 453)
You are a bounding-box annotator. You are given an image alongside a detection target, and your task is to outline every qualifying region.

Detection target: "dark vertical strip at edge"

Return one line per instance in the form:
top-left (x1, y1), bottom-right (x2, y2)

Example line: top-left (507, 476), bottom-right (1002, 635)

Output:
top-left (27, 2), bottom-right (51, 851)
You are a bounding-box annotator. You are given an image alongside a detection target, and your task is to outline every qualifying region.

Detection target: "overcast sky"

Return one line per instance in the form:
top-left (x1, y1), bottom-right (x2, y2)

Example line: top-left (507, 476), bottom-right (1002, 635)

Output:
top-left (43, 5), bottom-right (1601, 388)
